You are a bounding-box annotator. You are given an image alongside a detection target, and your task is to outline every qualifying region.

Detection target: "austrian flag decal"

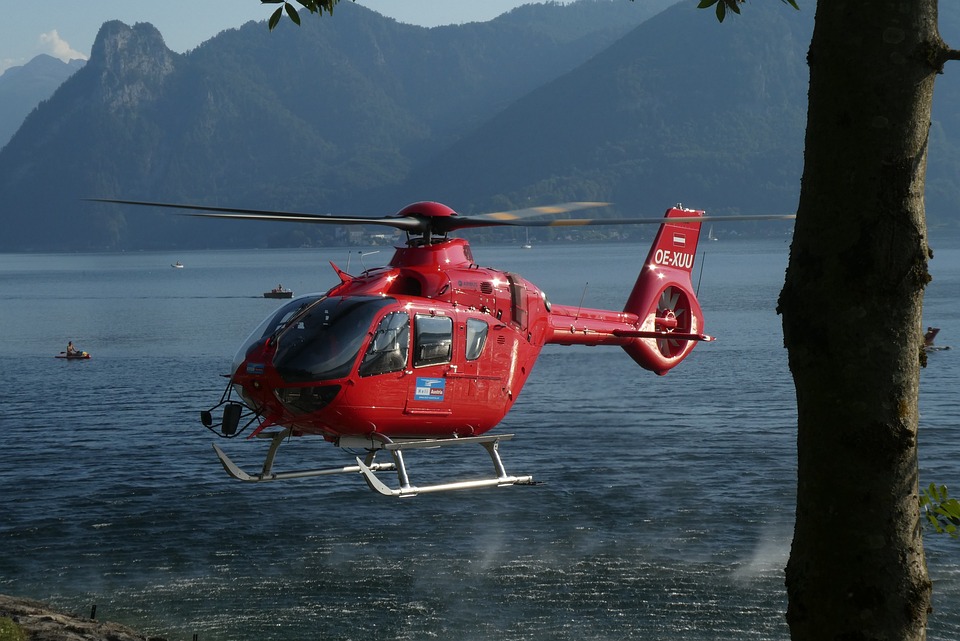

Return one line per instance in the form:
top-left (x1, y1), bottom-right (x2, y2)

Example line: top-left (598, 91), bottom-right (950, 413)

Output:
top-left (673, 232), bottom-right (686, 247)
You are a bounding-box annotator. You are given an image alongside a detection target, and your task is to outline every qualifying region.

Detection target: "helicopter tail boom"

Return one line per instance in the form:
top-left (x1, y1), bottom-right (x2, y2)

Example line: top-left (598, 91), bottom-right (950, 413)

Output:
top-left (542, 206), bottom-right (711, 373)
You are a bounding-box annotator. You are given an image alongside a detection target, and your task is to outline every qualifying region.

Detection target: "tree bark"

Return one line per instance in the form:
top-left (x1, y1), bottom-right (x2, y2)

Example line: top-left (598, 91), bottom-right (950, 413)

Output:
top-left (779, 1), bottom-right (941, 639)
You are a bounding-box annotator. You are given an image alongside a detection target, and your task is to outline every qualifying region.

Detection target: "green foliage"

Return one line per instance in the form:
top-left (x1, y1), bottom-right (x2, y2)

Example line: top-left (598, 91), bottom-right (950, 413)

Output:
top-left (697, 0), bottom-right (742, 23)
top-left (0, 618), bottom-right (25, 641)
top-left (921, 483), bottom-right (960, 538)
top-left (262, 0), bottom-right (348, 30)
top-left (697, 0), bottom-right (799, 23)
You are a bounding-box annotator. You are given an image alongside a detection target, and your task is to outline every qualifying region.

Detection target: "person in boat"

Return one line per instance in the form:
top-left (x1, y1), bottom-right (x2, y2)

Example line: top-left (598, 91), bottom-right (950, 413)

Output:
top-left (66, 341), bottom-right (79, 356)
top-left (924, 327), bottom-right (940, 348)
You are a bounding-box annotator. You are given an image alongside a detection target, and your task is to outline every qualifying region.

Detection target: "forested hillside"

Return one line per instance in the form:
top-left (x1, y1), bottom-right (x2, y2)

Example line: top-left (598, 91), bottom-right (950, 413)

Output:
top-left (1, 0), bottom-right (958, 251)
top-left (0, 0), bottom-right (672, 250)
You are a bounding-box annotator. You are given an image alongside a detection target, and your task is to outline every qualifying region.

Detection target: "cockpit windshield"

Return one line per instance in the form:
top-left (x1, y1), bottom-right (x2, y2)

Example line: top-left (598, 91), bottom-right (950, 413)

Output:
top-left (232, 295), bottom-right (324, 374)
top-left (272, 296), bottom-right (395, 382)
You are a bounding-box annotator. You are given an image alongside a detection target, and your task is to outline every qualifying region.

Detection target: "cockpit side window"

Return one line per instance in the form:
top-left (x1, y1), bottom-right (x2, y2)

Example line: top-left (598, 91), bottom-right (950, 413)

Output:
top-left (359, 311), bottom-right (410, 377)
top-left (414, 314), bottom-right (453, 367)
top-left (465, 318), bottom-right (488, 361)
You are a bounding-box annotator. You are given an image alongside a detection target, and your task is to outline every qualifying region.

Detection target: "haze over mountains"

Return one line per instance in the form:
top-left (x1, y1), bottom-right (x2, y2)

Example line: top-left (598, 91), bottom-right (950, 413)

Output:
top-left (0, 55), bottom-right (84, 150)
top-left (1, 0), bottom-right (958, 251)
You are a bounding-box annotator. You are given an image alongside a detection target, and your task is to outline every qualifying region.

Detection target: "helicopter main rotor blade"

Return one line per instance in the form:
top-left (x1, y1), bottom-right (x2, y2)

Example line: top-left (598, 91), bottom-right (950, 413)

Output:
top-left (474, 201), bottom-right (611, 222)
top-left (83, 198), bottom-right (427, 232)
top-left (86, 197), bottom-right (795, 235)
top-left (489, 213), bottom-right (797, 227)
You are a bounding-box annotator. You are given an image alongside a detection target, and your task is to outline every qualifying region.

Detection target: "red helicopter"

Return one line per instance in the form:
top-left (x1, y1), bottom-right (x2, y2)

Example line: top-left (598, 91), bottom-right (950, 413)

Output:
top-left (90, 198), bottom-right (792, 496)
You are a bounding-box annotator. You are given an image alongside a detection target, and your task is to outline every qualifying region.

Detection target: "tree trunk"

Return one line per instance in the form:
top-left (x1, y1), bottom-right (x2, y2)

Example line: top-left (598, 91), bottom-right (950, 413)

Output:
top-left (779, 1), bottom-right (940, 639)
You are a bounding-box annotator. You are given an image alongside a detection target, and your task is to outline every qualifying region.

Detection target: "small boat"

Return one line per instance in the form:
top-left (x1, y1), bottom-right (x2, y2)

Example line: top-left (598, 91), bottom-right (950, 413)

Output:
top-left (708, 226), bottom-right (718, 241)
top-left (56, 351), bottom-right (90, 360)
top-left (264, 284), bottom-right (294, 299)
top-left (172, 261), bottom-right (184, 268)
top-left (521, 228), bottom-right (533, 249)
top-left (924, 327), bottom-right (950, 352)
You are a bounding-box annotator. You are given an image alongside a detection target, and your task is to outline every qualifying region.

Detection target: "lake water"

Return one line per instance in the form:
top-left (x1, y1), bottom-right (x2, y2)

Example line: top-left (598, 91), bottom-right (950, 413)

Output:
top-left (1, 237), bottom-right (958, 640)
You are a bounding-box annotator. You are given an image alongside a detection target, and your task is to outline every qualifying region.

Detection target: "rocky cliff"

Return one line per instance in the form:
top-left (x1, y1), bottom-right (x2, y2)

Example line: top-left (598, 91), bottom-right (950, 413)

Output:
top-left (0, 594), bottom-right (164, 641)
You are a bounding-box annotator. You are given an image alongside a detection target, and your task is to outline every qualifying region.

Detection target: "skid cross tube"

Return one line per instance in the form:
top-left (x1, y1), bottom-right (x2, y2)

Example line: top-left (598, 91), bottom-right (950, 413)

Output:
top-left (356, 434), bottom-right (535, 497)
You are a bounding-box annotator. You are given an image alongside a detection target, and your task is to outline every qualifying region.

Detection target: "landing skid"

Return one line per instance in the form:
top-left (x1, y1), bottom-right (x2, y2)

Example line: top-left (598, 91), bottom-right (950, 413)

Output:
top-left (356, 434), bottom-right (535, 497)
top-left (210, 429), bottom-right (534, 497)
top-left (212, 428), bottom-right (397, 482)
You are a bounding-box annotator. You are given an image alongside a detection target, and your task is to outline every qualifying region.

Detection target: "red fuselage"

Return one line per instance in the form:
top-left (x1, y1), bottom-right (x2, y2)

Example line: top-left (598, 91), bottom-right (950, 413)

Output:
top-left (229, 207), bottom-right (706, 443)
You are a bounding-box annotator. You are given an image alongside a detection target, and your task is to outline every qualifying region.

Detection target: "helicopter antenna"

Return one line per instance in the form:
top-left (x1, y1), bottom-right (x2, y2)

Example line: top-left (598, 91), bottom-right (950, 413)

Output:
top-left (359, 250), bottom-right (380, 271)
top-left (575, 282), bottom-right (589, 321)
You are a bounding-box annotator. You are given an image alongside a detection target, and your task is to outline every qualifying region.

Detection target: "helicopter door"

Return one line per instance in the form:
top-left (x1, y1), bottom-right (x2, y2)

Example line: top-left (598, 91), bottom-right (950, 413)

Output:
top-left (453, 316), bottom-right (500, 414)
top-left (404, 314), bottom-right (455, 419)
top-left (507, 273), bottom-right (527, 330)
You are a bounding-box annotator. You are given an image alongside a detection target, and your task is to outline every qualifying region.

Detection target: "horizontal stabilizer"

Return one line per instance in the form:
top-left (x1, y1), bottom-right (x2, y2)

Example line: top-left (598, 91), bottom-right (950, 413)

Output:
top-left (613, 330), bottom-right (715, 342)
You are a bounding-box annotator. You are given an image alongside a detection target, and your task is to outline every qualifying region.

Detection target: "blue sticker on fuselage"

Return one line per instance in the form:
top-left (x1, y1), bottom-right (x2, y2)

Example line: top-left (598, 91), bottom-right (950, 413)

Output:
top-left (414, 377), bottom-right (445, 402)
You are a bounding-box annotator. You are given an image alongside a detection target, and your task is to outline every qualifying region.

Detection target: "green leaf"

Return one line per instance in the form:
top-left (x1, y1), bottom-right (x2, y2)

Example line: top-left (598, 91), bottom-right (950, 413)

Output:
top-left (295, 0), bottom-right (319, 13)
top-left (268, 5), bottom-right (283, 30)
top-left (716, 1), bottom-right (726, 22)
top-left (782, 0), bottom-right (801, 9)
top-left (697, 0), bottom-right (719, 8)
top-left (285, 2), bottom-right (302, 25)
top-left (943, 500), bottom-right (960, 520)
top-left (261, 0), bottom-right (284, 4)
top-left (921, 483), bottom-right (960, 538)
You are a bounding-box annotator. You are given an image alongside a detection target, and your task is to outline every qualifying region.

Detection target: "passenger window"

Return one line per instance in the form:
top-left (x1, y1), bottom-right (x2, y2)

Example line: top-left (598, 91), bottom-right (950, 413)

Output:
top-left (414, 315), bottom-right (453, 367)
top-left (465, 318), bottom-right (488, 361)
top-left (359, 311), bottom-right (410, 377)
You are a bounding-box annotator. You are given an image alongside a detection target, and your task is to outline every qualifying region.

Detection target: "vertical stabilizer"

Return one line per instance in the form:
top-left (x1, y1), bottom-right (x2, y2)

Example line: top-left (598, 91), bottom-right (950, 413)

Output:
top-left (622, 206), bottom-right (706, 375)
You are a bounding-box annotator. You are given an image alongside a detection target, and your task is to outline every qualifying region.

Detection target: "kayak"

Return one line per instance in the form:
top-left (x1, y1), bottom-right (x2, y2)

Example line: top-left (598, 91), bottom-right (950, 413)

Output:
top-left (56, 351), bottom-right (90, 360)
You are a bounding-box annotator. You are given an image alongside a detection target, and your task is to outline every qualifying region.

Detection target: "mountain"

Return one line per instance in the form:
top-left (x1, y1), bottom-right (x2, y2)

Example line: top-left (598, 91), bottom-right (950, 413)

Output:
top-left (925, 3), bottom-right (960, 235)
top-left (2, 0), bottom-right (959, 251)
top-left (401, 2), bottom-right (812, 219)
top-left (0, 54), bottom-right (84, 151)
top-left (403, 0), bottom-right (960, 233)
top-left (0, 0), bottom-right (673, 251)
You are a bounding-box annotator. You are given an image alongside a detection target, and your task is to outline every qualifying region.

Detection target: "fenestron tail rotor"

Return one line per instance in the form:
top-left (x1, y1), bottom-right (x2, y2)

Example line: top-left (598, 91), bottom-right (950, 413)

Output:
top-left (657, 286), bottom-right (690, 358)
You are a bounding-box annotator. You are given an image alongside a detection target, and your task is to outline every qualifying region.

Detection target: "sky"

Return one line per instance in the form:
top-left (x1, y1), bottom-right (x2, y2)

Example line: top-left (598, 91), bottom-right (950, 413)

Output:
top-left (0, 0), bottom-right (546, 75)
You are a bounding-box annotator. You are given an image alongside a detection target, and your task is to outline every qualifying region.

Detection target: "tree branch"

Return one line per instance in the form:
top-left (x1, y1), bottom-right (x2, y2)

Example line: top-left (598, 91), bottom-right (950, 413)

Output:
top-left (942, 48), bottom-right (960, 64)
